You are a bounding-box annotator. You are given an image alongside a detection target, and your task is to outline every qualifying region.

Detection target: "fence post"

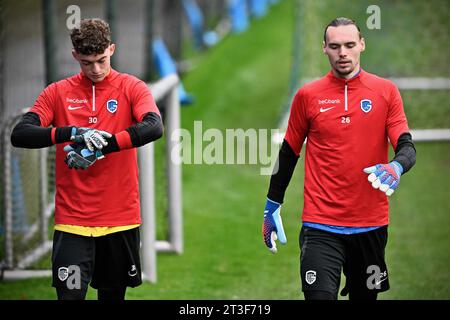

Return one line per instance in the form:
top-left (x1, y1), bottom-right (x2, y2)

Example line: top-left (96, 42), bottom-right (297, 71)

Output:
top-left (162, 0), bottom-right (183, 60)
top-left (0, 0), bottom-right (4, 123)
top-left (144, 0), bottom-right (155, 82)
top-left (42, 0), bottom-right (58, 84)
top-left (3, 119), bottom-right (14, 269)
top-left (139, 142), bottom-right (157, 283)
top-left (165, 81), bottom-right (183, 254)
top-left (138, 74), bottom-right (182, 283)
top-left (39, 149), bottom-right (48, 244)
top-left (105, 0), bottom-right (117, 68)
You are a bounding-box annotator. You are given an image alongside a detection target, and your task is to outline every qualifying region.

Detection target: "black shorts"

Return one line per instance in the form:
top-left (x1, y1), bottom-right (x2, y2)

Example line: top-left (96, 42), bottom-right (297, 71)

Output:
top-left (51, 227), bottom-right (142, 290)
top-left (299, 225), bottom-right (389, 298)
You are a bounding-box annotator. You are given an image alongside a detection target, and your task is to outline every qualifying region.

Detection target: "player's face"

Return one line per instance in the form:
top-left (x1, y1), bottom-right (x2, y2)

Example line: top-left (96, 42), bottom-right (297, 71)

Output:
top-left (72, 44), bottom-right (115, 83)
top-left (323, 25), bottom-right (365, 79)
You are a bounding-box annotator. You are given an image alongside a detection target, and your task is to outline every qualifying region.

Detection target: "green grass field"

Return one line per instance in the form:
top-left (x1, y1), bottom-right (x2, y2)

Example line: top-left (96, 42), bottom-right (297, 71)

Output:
top-left (1, 0), bottom-right (449, 300)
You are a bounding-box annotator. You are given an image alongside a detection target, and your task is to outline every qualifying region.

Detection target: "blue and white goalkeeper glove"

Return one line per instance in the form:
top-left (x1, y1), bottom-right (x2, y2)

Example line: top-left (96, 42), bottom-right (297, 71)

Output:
top-left (70, 127), bottom-right (112, 152)
top-left (64, 143), bottom-right (104, 170)
top-left (262, 198), bottom-right (287, 254)
top-left (363, 161), bottom-right (403, 196)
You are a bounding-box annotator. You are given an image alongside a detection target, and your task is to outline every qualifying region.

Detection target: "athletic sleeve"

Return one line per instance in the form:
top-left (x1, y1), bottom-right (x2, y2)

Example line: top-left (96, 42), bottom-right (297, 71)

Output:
top-left (10, 112), bottom-right (72, 148)
top-left (392, 132), bottom-right (416, 174)
top-left (386, 84), bottom-right (409, 150)
top-left (267, 139), bottom-right (299, 204)
top-left (102, 112), bottom-right (164, 155)
top-left (112, 79), bottom-right (162, 150)
top-left (284, 90), bottom-right (309, 156)
top-left (11, 84), bottom-right (74, 148)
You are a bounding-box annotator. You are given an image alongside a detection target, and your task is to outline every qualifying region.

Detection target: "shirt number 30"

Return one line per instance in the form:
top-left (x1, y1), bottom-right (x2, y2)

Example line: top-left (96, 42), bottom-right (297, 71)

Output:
top-left (341, 116), bottom-right (350, 124)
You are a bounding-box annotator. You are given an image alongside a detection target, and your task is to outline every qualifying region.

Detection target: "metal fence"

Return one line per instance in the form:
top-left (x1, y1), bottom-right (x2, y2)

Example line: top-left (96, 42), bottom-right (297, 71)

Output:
top-left (1, 114), bottom-right (55, 273)
top-left (0, 74), bottom-right (182, 283)
top-left (140, 74), bottom-right (183, 283)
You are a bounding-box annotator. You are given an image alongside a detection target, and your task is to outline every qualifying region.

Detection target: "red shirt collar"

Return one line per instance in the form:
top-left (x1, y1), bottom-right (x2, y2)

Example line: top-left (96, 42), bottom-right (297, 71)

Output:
top-left (78, 68), bottom-right (119, 86)
top-left (327, 68), bottom-right (365, 84)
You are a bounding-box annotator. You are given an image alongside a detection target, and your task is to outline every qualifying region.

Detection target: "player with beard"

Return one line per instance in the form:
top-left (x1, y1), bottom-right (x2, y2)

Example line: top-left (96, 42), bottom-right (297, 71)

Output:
top-left (262, 17), bottom-right (416, 300)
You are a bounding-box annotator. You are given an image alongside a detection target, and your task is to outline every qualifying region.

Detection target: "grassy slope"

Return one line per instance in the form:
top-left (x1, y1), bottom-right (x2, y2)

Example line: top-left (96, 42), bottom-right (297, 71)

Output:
top-left (299, 0), bottom-right (449, 77)
top-left (131, 0), bottom-right (297, 299)
top-left (384, 143), bottom-right (450, 299)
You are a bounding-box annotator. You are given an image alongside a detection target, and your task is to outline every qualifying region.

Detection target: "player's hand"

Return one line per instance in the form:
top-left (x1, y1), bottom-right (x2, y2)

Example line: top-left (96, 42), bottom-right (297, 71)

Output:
top-left (363, 161), bottom-right (403, 196)
top-left (262, 198), bottom-right (287, 254)
top-left (64, 143), bottom-right (105, 170)
top-left (70, 127), bottom-right (112, 152)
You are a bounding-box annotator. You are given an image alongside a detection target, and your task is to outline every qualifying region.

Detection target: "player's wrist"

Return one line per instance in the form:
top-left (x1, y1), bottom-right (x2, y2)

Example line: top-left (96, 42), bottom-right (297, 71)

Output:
top-left (266, 198), bottom-right (281, 207)
top-left (101, 135), bottom-right (119, 155)
top-left (54, 126), bottom-right (75, 144)
top-left (267, 189), bottom-right (285, 205)
top-left (115, 130), bottom-right (133, 150)
top-left (265, 198), bottom-right (281, 217)
top-left (390, 161), bottom-right (403, 176)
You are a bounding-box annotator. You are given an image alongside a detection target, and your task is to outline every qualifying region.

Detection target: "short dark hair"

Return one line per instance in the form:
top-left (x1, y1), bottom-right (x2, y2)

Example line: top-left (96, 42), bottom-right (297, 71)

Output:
top-left (70, 18), bottom-right (112, 55)
top-left (323, 17), bottom-right (361, 43)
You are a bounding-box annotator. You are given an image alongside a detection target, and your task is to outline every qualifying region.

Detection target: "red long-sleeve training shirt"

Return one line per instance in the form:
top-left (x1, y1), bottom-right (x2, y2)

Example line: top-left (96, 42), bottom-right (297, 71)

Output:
top-left (285, 69), bottom-right (409, 226)
top-left (30, 69), bottom-right (160, 226)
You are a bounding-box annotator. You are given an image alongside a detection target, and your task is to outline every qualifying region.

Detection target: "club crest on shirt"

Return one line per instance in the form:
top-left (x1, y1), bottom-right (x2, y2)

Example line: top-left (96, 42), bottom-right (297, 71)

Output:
top-left (107, 99), bottom-right (118, 113)
top-left (58, 267), bottom-right (69, 281)
top-left (305, 270), bottom-right (317, 285)
top-left (360, 99), bottom-right (372, 113)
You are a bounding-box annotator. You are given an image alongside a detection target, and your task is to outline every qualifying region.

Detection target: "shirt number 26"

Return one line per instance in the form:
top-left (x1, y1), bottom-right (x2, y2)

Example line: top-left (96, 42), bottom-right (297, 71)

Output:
top-left (341, 116), bottom-right (350, 124)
